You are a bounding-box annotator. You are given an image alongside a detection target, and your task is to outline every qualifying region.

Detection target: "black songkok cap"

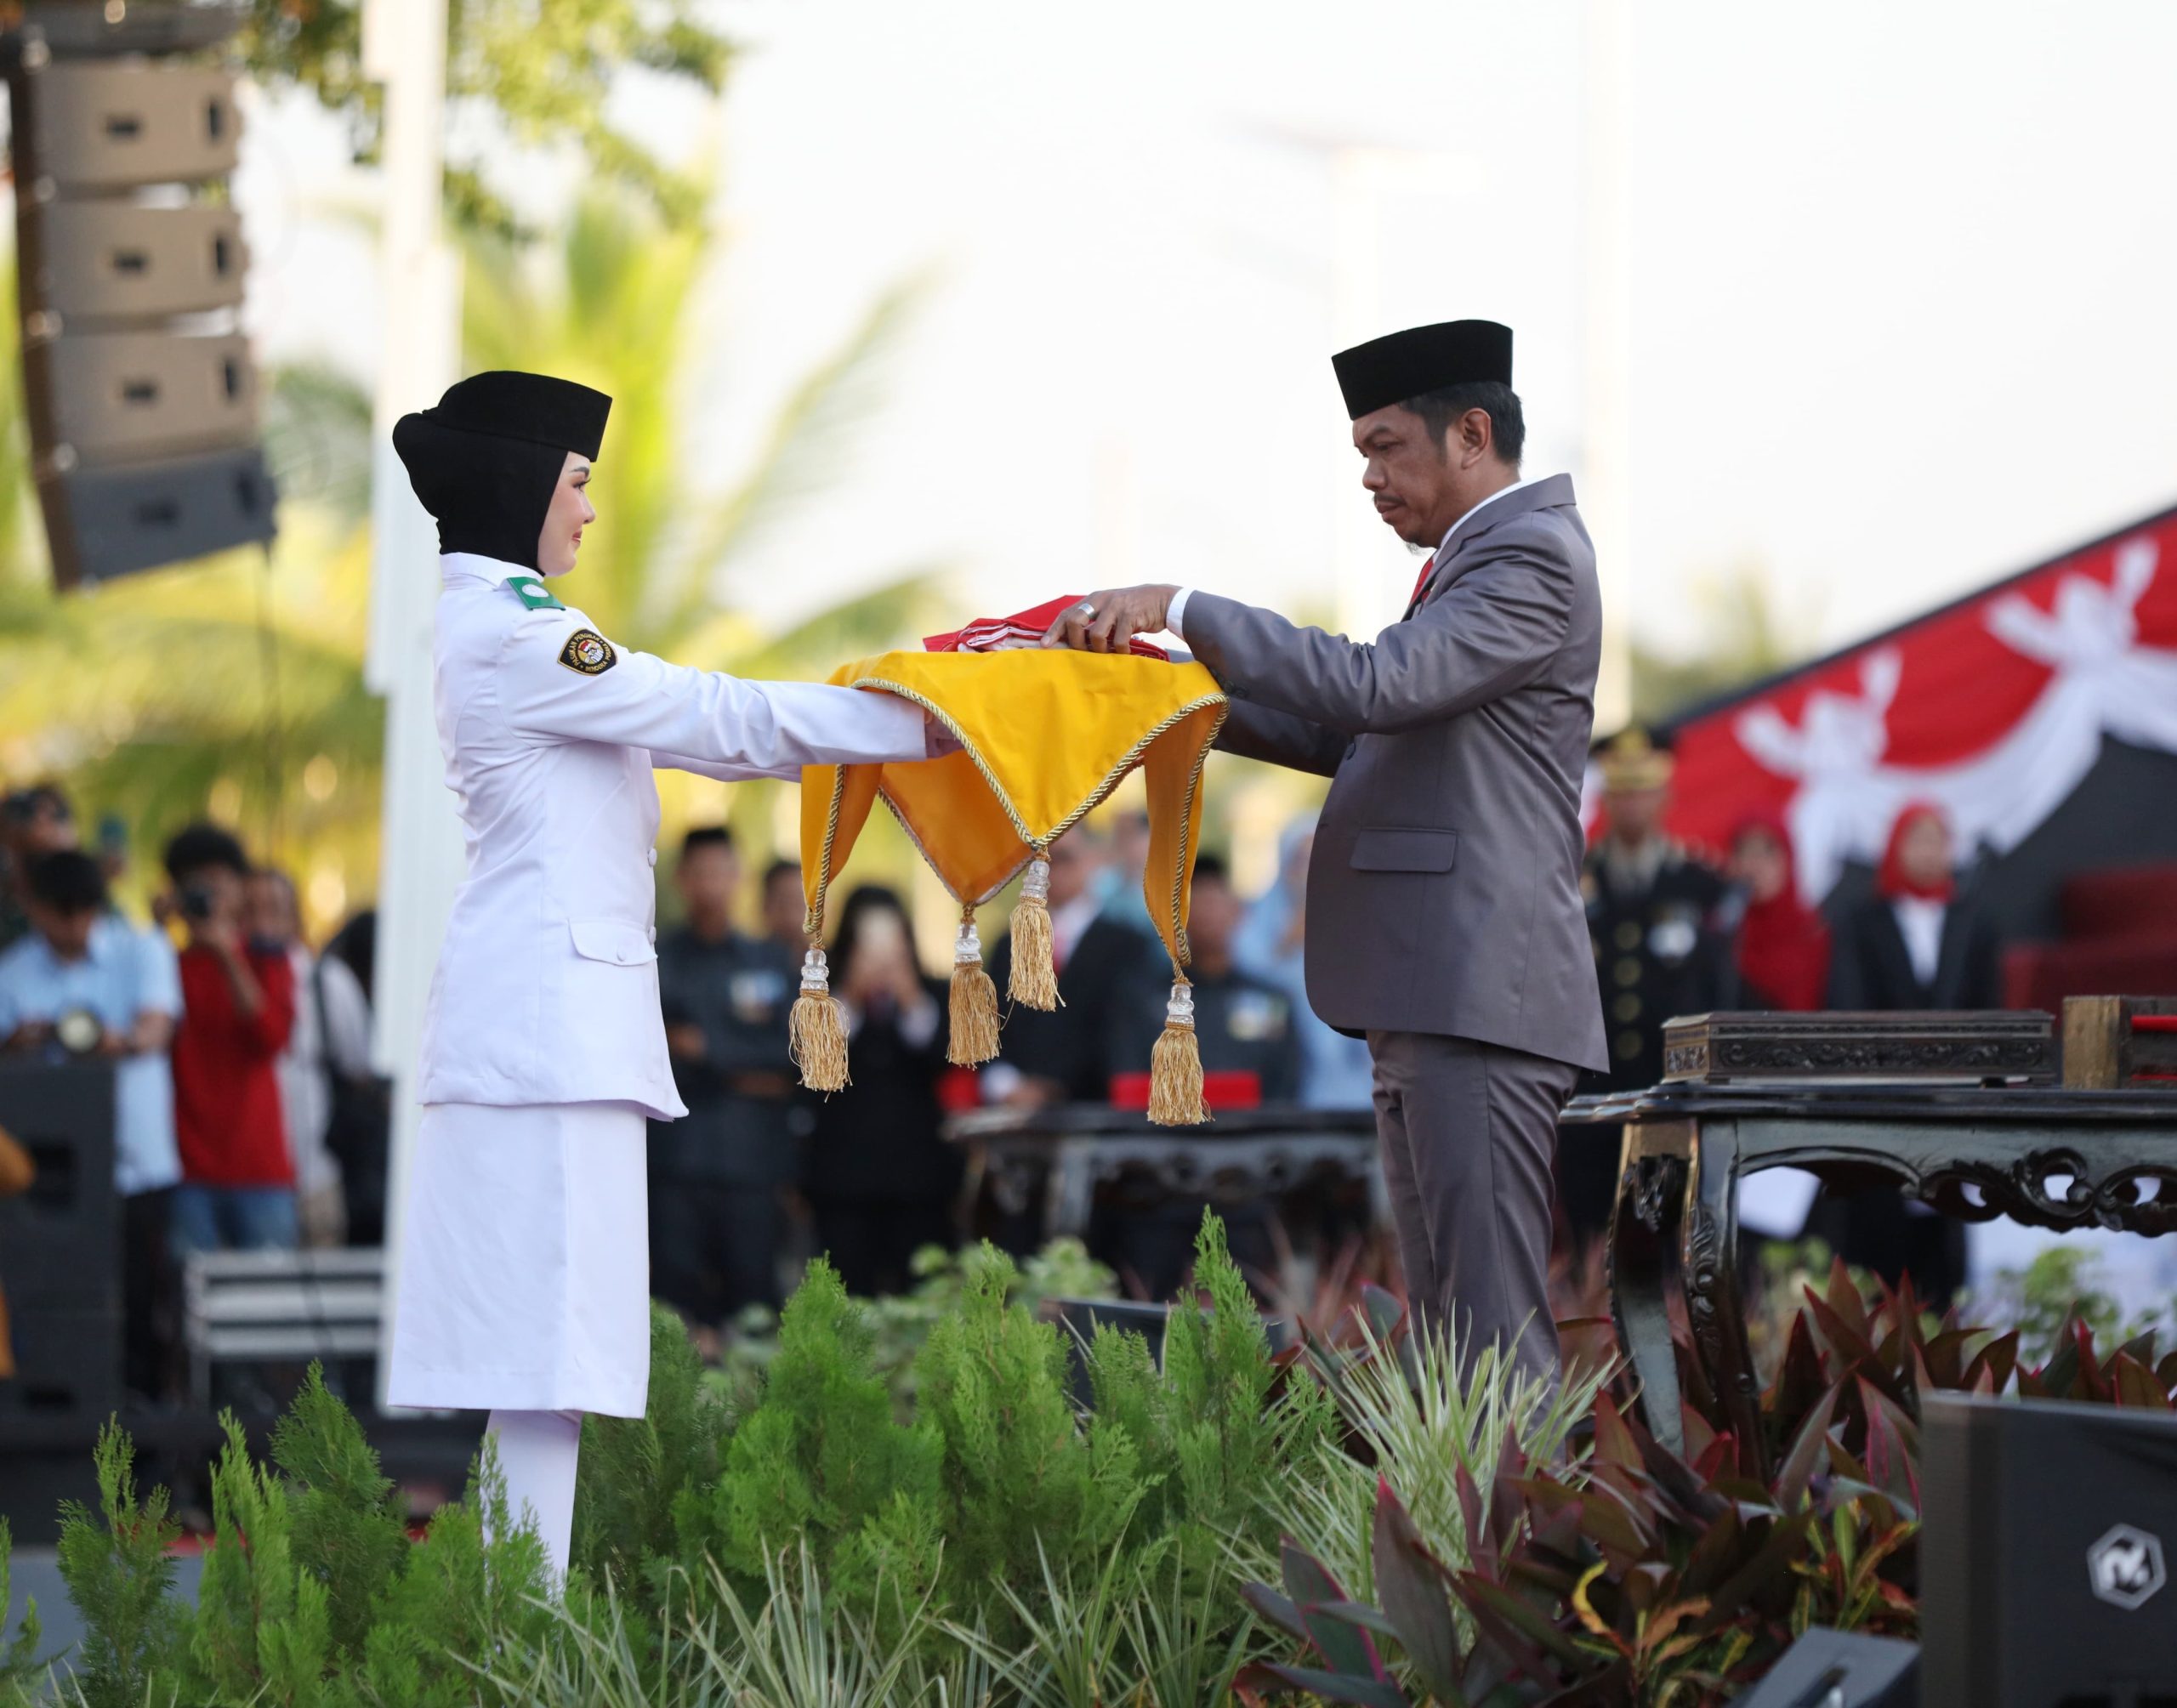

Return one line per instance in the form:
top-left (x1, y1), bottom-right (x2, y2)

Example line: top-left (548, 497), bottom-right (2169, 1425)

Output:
top-left (1331, 320), bottom-right (1514, 420)
top-left (392, 371), bottom-right (611, 570)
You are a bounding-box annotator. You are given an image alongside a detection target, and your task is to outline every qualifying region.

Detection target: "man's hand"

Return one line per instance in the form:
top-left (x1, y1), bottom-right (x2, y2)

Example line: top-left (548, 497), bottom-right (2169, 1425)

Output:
top-left (1041, 585), bottom-right (1179, 654)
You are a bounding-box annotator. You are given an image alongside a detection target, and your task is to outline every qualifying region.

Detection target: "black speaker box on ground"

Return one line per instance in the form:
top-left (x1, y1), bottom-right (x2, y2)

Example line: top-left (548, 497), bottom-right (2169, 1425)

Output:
top-left (1923, 1393), bottom-right (2177, 1707)
top-left (0, 1307), bottom-right (121, 1425)
top-left (1736, 1628), bottom-right (1918, 1706)
top-left (0, 1060), bottom-right (118, 1314)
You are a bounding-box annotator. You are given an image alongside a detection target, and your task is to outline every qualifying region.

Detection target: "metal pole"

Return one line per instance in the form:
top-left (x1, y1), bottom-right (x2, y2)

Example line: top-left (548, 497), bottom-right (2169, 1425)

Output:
top-left (362, 0), bottom-right (461, 1407)
top-left (1582, 0), bottom-right (1634, 732)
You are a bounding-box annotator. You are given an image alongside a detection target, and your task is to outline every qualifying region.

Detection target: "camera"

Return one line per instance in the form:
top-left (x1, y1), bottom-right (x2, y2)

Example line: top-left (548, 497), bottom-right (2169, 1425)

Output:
top-left (179, 882), bottom-right (216, 922)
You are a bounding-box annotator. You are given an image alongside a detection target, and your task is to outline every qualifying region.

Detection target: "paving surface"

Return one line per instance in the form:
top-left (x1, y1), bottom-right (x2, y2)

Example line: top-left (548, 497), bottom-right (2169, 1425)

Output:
top-left (4, 1550), bottom-right (206, 1680)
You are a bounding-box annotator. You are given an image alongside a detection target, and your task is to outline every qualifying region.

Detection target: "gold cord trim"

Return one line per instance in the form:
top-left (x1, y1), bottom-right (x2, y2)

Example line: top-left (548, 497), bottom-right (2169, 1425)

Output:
top-left (850, 676), bottom-right (1227, 854)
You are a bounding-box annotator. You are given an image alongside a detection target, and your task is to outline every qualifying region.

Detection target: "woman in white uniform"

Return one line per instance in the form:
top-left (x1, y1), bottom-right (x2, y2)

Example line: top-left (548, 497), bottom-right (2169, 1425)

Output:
top-left (384, 372), bottom-right (933, 1576)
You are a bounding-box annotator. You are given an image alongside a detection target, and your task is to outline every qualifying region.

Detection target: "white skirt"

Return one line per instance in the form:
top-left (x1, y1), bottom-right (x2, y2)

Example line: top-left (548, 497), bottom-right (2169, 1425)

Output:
top-left (385, 1101), bottom-right (651, 1417)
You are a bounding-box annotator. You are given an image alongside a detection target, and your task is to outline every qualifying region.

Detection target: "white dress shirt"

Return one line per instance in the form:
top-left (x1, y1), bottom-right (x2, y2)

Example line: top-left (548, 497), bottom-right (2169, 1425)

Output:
top-left (1891, 895), bottom-right (1947, 988)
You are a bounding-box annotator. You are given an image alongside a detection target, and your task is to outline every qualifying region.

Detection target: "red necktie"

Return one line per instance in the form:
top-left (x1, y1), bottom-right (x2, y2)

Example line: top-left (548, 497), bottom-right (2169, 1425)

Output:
top-left (1407, 551), bottom-right (1442, 611)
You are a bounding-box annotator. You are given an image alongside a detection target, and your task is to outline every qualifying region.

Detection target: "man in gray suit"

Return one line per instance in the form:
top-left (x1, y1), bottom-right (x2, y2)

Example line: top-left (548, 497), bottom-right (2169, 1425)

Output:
top-left (1045, 320), bottom-right (1607, 1381)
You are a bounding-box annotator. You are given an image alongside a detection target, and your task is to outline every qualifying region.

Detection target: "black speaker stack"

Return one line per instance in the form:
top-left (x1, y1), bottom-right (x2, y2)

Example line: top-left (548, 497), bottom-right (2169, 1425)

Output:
top-left (0, 1059), bottom-right (123, 1544)
top-left (3, 0), bottom-right (276, 588)
top-left (1922, 1392), bottom-right (2177, 1707)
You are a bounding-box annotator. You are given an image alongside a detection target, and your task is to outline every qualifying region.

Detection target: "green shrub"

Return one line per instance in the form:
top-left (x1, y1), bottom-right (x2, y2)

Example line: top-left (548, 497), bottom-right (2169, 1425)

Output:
top-left (0, 1521), bottom-right (46, 1704)
top-left (916, 1246), bottom-right (1146, 1595)
top-left (10, 1214), bottom-right (1593, 1705)
top-left (53, 1423), bottom-right (187, 1708)
top-left (668, 1257), bottom-right (948, 1622)
top-left (33, 1374), bottom-right (565, 1708)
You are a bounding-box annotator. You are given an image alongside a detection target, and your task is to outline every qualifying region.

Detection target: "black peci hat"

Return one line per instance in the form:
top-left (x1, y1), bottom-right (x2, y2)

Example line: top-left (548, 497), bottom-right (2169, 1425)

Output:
top-left (1331, 320), bottom-right (1513, 421)
top-left (407, 371), bottom-right (611, 458)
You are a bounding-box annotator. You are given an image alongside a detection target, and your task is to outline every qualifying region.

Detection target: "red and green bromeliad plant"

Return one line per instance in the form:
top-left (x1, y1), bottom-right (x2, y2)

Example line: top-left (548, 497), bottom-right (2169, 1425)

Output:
top-left (1240, 1259), bottom-right (2177, 1707)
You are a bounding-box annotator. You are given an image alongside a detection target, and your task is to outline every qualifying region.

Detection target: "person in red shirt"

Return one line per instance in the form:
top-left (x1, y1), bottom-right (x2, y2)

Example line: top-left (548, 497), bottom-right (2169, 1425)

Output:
top-left (162, 825), bottom-right (298, 1255)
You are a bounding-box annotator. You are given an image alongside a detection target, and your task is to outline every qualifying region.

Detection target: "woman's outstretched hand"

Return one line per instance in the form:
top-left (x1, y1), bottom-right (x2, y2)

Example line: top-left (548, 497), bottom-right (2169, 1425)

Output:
top-left (924, 710), bottom-right (964, 758)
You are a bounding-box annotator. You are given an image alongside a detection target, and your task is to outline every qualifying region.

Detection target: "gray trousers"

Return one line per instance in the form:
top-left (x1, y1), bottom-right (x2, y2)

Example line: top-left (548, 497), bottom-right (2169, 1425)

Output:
top-left (1367, 1030), bottom-right (1577, 1387)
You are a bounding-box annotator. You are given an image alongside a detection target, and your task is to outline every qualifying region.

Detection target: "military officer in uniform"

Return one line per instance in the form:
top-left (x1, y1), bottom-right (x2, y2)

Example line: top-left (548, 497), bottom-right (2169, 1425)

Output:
top-left (1102, 853), bottom-right (1298, 1295)
top-left (1117, 854), bottom-right (1299, 1101)
top-left (651, 825), bottom-right (800, 1348)
top-left (1568, 728), bottom-right (1728, 1243)
top-left (382, 372), bottom-right (939, 1580)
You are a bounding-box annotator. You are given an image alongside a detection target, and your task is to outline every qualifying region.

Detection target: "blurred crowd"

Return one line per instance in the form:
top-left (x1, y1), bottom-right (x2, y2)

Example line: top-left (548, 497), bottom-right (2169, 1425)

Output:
top-left (0, 734), bottom-right (2017, 1387)
top-left (640, 811), bottom-right (1369, 1347)
top-left (1577, 729), bottom-right (2007, 1304)
top-left (0, 782), bottom-right (385, 1401)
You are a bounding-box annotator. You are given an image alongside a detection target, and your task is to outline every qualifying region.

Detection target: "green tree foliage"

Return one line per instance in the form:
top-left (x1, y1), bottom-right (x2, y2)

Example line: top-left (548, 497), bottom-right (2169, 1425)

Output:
top-left (53, 1424), bottom-right (187, 1708)
top-left (1628, 560), bottom-right (1816, 727)
top-left (915, 1247), bottom-right (1145, 1592)
top-left (234, 0), bottom-right (731, 235)
top-left (42, 1378), bottom-right (560, 1708)
top-left (269, 1369), bottom-right (412, 1659)
top-left (691, 1259), bottom-right (946, 1596)
top-left (0, 1523), bottom-right (41, 1694)
top-left (14, 1217), bottom-right (1602, 1705)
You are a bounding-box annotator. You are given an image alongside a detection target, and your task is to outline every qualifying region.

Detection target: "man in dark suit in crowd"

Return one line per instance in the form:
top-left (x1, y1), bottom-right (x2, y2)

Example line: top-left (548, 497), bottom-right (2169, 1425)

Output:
top-left (651, 827), bottom-right (799, 1348)
top-left (1098, 852), bottom-right (1299, 1297)
top-left (759, 856), bottom-right (807, 964)
top-left (1117, 853), bottom-right (1299, 1100)
top-left (1047, 320), bottom-right (1607, 1383)
top-left (984, 829), bottom-right (1157, 1107)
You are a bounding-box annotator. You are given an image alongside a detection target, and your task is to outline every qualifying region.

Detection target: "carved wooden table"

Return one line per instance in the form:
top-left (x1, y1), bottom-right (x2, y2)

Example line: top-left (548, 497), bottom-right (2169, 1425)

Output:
top-left (942, 1104), bottom-right (1380, 1244)
top-left (1563, 1081), bottom-right (2177, 1468)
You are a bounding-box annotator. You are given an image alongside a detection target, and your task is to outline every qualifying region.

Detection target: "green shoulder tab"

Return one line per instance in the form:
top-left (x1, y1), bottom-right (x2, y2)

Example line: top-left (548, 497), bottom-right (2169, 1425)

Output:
top-left (506, 575), bottom-right (565, 611)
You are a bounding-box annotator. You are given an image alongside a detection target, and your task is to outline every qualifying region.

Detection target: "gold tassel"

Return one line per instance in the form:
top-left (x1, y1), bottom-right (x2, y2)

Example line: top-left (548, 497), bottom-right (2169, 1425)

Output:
top-left (789, 945), bottom-right (850, 1092)
top-left (948, 910), bottom-right (1002, 1066)
top-left (1008, 852), bottom-right (1060, 1011)
top-left (1147, 978), bottom-right (1209, 1126)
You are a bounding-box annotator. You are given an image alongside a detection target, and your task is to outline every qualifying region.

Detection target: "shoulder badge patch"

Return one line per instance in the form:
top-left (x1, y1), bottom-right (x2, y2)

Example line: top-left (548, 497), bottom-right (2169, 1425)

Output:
top-left (558, 629), bottom-right (617, 675)
top-left (507, 575), bottom-right (565, 610)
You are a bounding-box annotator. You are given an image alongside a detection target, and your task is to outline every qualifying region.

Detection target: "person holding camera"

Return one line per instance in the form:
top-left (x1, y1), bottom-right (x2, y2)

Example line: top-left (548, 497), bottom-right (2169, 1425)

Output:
top-left (0, 847), bottom-right (185, 1396)
top-left (162, 825), bottom-right (298, 1257)
top-left (0, 783), bottom-right (80, 954)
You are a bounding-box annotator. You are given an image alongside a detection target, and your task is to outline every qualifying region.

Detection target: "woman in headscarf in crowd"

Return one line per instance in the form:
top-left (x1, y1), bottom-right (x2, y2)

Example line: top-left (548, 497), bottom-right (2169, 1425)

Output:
top-left (1812, 800), bottom-right (2003, 1304)
top-left (1827, 801), bottom-right (2002, 1012)
top-left (1722, 813), bottom-right (1830, 1246)
top-left (803, 886), bottom-right (961, 1297)
top-left (1724, 811), bottom-right (1830, 1012)
top-left (380, 373), bottom-right (939, 1582)
top-left (1232, 825), bottom-right (1375, 1109)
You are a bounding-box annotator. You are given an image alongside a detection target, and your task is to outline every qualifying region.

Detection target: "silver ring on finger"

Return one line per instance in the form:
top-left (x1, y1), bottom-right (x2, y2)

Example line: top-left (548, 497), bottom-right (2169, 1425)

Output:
top-left (1077, 601), bottom-right (1097, 621)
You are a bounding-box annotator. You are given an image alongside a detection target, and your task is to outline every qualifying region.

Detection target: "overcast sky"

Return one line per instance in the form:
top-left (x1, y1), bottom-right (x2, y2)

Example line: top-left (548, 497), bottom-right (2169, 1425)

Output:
top-left (240, 0), bottom-right (2177, 662)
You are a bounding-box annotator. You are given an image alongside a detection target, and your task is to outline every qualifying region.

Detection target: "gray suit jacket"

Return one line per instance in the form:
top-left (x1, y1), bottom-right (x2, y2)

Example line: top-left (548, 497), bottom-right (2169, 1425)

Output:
top-left (1183, 474), bottom-right (1608, 1073)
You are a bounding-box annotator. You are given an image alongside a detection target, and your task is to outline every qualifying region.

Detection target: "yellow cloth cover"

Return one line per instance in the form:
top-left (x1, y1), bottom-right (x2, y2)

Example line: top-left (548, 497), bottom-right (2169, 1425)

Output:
top-left (793, 650), bottom-right (1228, 1121)
top-left (801, 650), bottom-right (1225, 958)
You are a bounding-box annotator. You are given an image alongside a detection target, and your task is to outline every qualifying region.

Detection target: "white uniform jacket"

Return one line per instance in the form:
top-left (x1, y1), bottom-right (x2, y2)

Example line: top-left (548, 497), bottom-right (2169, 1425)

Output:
top-left (418, 553), bottom-right (928, 1118)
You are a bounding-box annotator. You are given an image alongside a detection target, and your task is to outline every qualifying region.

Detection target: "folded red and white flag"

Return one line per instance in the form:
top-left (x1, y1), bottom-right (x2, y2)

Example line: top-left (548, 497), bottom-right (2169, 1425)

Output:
top-left (924, 593), bottom-right (1169, 660)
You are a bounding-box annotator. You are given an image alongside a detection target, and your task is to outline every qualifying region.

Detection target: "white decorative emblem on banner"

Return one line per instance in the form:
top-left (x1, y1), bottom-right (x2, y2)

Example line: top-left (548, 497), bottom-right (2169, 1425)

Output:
top-left (1733, 649), bottom-right (1908, 904)
top-left (1732, 535), bottom-right (2177, 904)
